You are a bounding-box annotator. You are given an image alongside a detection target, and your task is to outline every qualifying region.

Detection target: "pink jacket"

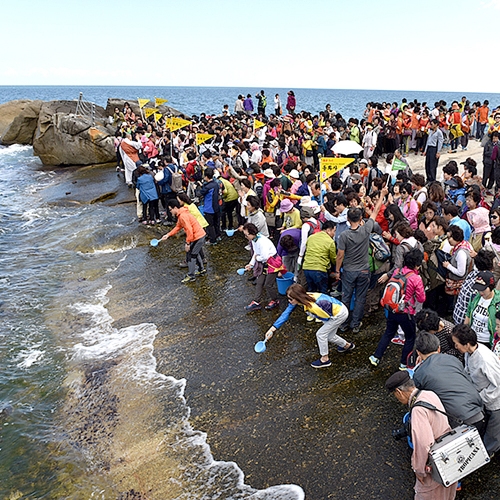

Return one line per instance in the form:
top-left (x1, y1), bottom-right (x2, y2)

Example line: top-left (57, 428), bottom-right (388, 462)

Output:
top-left (394, 266), bottom-right (426, 315)
top-left (398, 197), bottom-right (419, 230)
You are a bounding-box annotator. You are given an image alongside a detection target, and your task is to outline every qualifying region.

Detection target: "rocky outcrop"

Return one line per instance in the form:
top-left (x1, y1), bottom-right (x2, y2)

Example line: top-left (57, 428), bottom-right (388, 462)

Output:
top-left (32, 101), bottom-right (115, 166)
top-left (1, 100), bottom-right (43, 145)
top-left (105, 98), bottom-right (188, 119)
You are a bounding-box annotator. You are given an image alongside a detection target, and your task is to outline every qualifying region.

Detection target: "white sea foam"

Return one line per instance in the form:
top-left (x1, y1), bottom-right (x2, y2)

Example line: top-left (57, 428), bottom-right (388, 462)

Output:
top-left (70, 287), bottom-right (305, 499)
top-left (78, 238), bottom-right (138, 255)
top-left (16, 347), bottom-right (44, 368)
top-left (0, 144), bottom-right (33, 156)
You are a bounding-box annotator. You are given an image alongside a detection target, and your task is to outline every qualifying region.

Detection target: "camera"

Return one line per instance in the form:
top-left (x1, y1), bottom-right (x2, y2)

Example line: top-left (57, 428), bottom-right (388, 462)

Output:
top-left (392, 426), bottom-right (409, 441)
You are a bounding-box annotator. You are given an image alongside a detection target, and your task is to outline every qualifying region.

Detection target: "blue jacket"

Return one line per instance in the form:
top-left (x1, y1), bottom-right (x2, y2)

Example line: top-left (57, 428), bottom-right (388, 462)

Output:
top-left (136, 173), bottom-right (158, 204)
top-left (200, 179), bottom-right (220, 214)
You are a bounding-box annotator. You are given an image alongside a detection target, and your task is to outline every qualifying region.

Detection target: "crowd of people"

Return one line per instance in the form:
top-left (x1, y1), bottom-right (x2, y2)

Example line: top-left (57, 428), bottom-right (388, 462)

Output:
top-left (112, 92), bottom-right (500, 499)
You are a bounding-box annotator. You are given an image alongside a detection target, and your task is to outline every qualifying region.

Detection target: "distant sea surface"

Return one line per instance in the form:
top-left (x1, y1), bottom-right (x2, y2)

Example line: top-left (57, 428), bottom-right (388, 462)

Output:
top-left (2, 85), bottom-right (500, 118)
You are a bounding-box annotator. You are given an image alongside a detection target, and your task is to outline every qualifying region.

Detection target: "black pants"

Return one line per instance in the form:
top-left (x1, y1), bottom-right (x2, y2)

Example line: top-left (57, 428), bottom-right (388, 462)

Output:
top-left (425, 146), bottom-right (439, 183)
top-left (204, 211), bottom-right (221, 243)
top-left (483, 161), bottom-right (495, 190)
top-left (222, 199), bottom-right (238, 230)
top-left (145, 199), bottom-right (160, 222)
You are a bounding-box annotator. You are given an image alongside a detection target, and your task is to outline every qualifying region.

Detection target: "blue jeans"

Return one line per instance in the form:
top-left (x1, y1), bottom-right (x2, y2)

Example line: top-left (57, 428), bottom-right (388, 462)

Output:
top-left (374, 310), bottom-right (416, 365)
top-left (341, 269), bottom-right (370, 328)
top-left (304, 270), bottom-right (329, 293)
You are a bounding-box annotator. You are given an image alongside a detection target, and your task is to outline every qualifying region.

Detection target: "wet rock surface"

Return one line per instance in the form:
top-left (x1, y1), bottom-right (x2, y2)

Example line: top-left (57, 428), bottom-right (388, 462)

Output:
top-left (46, 163), bottom-right (500, 499)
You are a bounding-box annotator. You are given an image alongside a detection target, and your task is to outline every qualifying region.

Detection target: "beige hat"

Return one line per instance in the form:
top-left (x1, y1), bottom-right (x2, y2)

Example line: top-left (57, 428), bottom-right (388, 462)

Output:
top-left (263, 168), bottom-right (275, 179)
top-left (289, 169), bottom-right (300, 179)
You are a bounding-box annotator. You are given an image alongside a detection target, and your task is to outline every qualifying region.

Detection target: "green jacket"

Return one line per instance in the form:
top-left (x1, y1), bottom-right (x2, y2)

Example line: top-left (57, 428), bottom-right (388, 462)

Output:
top-left (303, 231), bottom-right (336, 273)
top-left (466, 289), bottom-right (500, 344)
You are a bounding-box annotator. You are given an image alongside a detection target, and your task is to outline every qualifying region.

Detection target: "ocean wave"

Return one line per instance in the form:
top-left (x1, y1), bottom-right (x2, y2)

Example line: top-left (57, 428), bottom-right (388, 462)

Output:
top-left (16, 346), bottom-right (44, 369)
top-left (77, 237), bottom-right (138, 255)
top-left (0, 144), bottom-right (33, 155)
top-left (67, 288), bottom-right (304, 499)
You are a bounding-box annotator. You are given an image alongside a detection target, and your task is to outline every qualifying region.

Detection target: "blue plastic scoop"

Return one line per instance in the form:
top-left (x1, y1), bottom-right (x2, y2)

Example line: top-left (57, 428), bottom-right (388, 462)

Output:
top-left (254, 340), bottom-right (267, 353)
top-left (150, 238), bottom-right (160, 247)
top-left (237, 268), bottom-right (245, 275)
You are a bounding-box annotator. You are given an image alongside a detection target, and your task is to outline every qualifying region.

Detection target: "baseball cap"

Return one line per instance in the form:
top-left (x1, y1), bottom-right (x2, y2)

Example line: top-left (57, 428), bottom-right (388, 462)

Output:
top-left (473, 271), bottom-right (496, 291)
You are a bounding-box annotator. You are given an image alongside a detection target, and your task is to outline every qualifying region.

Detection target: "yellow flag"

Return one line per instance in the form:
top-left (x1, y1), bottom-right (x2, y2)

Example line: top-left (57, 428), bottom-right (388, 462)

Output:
top-left (254, 119), bottom-right (266, 130)
top-left (155, 97), bottom-right (168, 107)
top-left (196, 133), bottom-right (215, 145)
top-left (154, 112), bottom-right (163, 122)
top-left (319, 157), bottom-right (354, 181)
top-left (137, 98), bottom-right (150, 109)
top-left (165, 117), bottom-right (192, 132)
top-left (144, 107), bottom-right (158, 119)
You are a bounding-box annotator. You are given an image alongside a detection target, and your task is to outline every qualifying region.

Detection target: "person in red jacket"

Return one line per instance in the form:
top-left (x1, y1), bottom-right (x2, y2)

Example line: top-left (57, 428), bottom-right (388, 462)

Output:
top-left (162, 200), bottom-right (207, 283)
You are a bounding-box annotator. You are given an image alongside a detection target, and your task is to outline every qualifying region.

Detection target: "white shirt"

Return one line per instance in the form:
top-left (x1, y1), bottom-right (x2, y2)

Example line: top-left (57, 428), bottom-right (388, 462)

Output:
top-left (466, 343), bottom-right (500, 410)
top-left (471, 296), bottom-right (493, 344)
top-left (249, 234), bottom-right (276, 266)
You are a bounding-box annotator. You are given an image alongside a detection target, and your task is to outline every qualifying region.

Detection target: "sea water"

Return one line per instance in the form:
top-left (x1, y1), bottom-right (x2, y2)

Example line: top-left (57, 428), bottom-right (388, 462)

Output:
top-left (0, 144), bottom-right (303, 499)
top-left (1, 85), bottom-right (500, 119)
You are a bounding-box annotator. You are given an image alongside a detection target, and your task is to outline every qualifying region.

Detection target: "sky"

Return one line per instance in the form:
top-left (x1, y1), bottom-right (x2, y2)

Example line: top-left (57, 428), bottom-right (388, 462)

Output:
top-left (1, 0), bottom-right (499, 92)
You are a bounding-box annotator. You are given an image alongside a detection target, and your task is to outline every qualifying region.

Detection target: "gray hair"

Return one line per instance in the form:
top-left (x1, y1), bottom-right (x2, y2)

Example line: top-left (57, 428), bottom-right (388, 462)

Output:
top-left (415, 332), bottom-right (440, 355)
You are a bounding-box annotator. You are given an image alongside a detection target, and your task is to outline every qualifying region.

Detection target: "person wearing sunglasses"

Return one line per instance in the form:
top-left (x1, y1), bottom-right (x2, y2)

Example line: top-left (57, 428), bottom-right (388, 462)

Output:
top-left (263, 283), bottom-right (354, 369)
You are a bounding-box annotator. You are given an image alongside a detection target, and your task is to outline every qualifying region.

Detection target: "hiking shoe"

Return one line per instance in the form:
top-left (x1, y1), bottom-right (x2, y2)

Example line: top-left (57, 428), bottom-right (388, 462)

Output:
top-left (369, 355), bottom-right (380, 367)
top-left (265, 300), bottom-right (279, 310)
top-left (245, 301), bottom-right (261, 311)
top-left (352, 322), bottom-right (363, 334)
top-left (307, 315), bottom-right (315, 322)
top-left (195, 269), bottom-right (207, 276)
top-left (311, 358), bottom-right (332, 369)
top-left (399, 364), bottom-right (408, 371)
top-left (181, 275), bottom-right (196, 283)
top-left (337, 343), bottom-right (355, 353)
top-left (391, 337), bottom-right (405, 346)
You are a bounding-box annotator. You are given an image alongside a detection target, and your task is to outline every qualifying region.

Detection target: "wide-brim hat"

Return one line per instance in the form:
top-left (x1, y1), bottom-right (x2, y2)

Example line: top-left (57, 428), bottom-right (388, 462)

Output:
top-left (289, 169), bottom-right (300, 179)
top-left (263, 168), bottom-right (275, 179)
top-left (280, 199), bottom-right (294, 212)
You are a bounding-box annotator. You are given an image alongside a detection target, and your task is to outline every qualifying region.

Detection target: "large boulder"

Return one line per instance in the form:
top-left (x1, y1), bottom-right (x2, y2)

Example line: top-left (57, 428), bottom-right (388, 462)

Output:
top-left (1, 100), bottom-right (43, 145)
top-left (33, 101), bottom-right (115, 166)
top-left (105, 98), bottom-right (189, 120)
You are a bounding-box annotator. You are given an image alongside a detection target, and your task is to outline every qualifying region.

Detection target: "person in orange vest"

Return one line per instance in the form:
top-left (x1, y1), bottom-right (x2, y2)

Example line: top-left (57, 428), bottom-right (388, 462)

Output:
top-left (448, 102), bottom-right (463, 153)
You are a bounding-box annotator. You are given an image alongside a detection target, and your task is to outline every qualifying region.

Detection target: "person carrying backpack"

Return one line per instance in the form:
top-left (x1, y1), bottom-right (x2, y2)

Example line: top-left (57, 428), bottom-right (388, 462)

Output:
top-left (369, 248), bottom-right (426, 370)
top-left (156, 156), bottom-right (182, 224)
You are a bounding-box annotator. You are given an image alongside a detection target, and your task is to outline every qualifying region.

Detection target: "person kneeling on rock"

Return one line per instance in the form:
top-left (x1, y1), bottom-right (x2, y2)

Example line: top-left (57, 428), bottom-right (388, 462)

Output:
top-left (264, 283), bottom-right (355, 369)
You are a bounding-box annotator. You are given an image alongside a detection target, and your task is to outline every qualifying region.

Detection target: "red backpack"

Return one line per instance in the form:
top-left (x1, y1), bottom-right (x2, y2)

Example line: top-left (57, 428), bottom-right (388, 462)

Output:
top-left (380, 269), bottom-right (414, 313)
top-left (304, 219), bottom-right (322, 236)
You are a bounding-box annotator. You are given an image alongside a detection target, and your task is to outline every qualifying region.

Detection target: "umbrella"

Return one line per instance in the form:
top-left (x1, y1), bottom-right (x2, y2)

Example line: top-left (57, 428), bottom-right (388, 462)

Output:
top-left (331, 140), bottom-right (363, 156)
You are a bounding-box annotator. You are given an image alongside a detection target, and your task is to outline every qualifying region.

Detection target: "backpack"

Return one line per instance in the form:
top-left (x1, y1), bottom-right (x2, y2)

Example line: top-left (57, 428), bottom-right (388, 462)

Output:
top-left (167, 166), bottom-right (183, 193)
top-left (380, 269), bottom-right (413, 313)
top-left (305, 219), bottom-right (322, 236)
top-left (369, 233), bottom-right (391, 262)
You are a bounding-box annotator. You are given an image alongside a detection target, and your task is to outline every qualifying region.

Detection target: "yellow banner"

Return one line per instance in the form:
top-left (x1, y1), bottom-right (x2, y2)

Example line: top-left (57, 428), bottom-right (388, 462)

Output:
top-left (165, 117), bottom-right (192, 132)
top-left (254, 119), bottom-right (266, 130)
top-left (196, 133), bottom-right (214, 145)
top-left (137, 98), bottom-right (150, 109)
top-left (319, 157), bottom-right (354, 181)
top-left (155, 97), bottom-right (168, 107)
top-left (154, 112), bottom-right (163, 122)
top-left (144, 107), bottom-right (158, 119)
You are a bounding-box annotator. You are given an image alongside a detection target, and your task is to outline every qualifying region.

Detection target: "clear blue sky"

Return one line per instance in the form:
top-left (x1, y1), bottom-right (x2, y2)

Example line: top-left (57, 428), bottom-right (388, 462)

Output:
top-left (1, 0), bottom-right (498, 92)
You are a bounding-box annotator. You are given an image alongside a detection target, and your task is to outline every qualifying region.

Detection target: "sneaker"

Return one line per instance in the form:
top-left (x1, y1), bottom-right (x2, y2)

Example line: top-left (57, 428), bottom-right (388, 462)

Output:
top-left (178, 262), bottom-right (188, 268)
top-left (181, 275), bottom-right (196, 283)
top-left (311, 358), bottom-right (332, 369)
top-left (265, 300), bottom-right (279, 310)
top-left (244, 244), bottom-right (251, 251)
top-left (340, 325), bottom-right (349, 333)
top-left (306, 315), bottom-right (315, 322)
top-left (369, 355), bottom-right (380, 367)
top-left (116, 166), bottom-right (121, 172)
top-left (337, 342), bottom-right (355, 353)
top-left (399, 364), bottom-right (407, 371)
top-left (391, 337), bottom-right (405, 346)
top-left (195, 269), bottom-right (207, 276)
top-left (315, 318), bottom-right (323, 323)
top-left (245, 301), bottom-right (261, 311)
top-left (352, 322), bottom-right (363, 334)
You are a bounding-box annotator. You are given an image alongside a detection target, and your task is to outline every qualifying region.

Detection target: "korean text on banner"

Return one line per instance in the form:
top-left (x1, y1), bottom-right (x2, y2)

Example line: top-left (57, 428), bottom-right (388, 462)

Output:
top-left (319, 157), bottom-right (354, 181)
